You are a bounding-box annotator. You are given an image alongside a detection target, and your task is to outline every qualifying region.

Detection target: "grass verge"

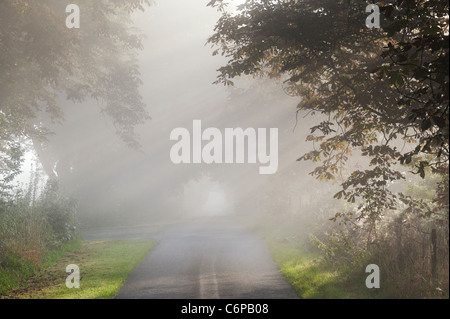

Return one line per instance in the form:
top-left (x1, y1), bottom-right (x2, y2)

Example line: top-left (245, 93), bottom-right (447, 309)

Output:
top-left (240, 215), bottom-right (375, 299)
top-left (2, 238), bottom-right (156, 299)
top-left (267, 239), bottom-right (370, 298)
top-left (0, 240), bottom-right (82, 295)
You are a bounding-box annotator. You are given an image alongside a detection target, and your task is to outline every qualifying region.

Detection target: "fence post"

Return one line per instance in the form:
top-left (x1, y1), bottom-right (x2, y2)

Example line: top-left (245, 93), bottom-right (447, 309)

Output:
top-left (395, 216), bottom-right (404, 271)
top-left (431, 228), bottom-right (437, 279)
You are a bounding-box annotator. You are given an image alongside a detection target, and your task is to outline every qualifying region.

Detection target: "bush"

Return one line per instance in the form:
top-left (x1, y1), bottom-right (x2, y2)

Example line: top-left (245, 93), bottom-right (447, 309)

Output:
top-left (0, 178), bottom-right (78, 279)
top-left (310, 208), bottom-right (449, 298)
top-left (37, 179), bottom-right (78, 243)
top-left (0, 198), bottom-right (49, 266)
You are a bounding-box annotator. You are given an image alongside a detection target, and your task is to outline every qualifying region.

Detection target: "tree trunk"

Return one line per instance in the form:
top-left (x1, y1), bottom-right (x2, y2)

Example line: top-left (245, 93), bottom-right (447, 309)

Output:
top-left (31, 137), bottom-right (57, 179)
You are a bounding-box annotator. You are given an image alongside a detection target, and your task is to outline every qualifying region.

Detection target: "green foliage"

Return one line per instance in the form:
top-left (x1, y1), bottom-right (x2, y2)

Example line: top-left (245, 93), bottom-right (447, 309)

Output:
top-left (37, 179), bottom-right (78, 243)
top-left (208, 0), bottom-right (449, 227)
top-left (0, 240), bottom-right (81, 295)
top-left (0, 255), bottom-right (36, 295)
top-left (309, 206), bottom-right (449, 297)
top-left (0, 141), bottom-right (24, 198)
top-left (0, 196), bottom-right (50, 266)
top-left (0, 0), bottom-right (151, 188)
top-left (377, 0), bottom-right (449, 167)
top-left (0, 175), bottom-right (79, 295)
top-left (310, 231), bottom-right (370, 271)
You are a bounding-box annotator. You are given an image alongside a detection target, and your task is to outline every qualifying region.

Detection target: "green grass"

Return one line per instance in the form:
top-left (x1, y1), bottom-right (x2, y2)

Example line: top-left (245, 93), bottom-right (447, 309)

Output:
top-left (262, 231), bottom-right (391, 298)
top-left (0, 240), bottom-right (82, 295)
top-left (266, 235), bottom-right (450, 299)
top-left (267, 239), bottom-right (348, 298)
top-left (0, 257), bottom-right (36, 295)
top-left (2, 238), bottom-right (156, 299)
top-left (241, 216), bottom-right (372, 299)
top-left (43, 240), bottom-right (83, 267)
top-left (268, 239), bottom-right (361, 298)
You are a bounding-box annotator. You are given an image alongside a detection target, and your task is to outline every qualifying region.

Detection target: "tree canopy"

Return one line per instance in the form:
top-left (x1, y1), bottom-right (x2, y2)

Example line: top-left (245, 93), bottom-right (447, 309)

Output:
top-left (208, 0), bottom-right (449, 225)
top-left (0, 0), bottom-right (151, 190)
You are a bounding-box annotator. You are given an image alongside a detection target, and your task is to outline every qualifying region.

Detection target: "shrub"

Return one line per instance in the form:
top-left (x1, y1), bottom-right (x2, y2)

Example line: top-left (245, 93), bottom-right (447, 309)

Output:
top-left (37, 179), bottom-right (78, 243)
top-left (0, 178), bottom-right (78, 271)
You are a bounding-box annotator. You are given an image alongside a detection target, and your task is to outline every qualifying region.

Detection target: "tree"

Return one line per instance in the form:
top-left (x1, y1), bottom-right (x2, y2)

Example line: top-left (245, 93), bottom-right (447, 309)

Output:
top-left (0, 0), bottom-right (151, 190)
top-left (207, 0), bottom-right (449, 227)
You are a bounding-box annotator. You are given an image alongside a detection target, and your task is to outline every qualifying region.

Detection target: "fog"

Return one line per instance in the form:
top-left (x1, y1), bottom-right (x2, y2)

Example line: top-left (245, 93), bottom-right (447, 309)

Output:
top-left (3, 0), bottom-right (447, 300)
top-left (8, 0), bottom-right (430, 232)
top-left (18, 0), bottom-right (330, 229)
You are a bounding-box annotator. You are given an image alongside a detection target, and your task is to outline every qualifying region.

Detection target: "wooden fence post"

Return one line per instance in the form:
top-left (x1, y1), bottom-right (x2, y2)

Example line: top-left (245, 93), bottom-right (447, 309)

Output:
top-left (431, 228), bottom-right (437, 279)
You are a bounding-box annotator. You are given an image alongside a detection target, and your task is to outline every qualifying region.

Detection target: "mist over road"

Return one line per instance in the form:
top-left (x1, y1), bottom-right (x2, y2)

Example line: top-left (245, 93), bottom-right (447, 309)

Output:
top-left (85, 217), bottom-right (298, 299)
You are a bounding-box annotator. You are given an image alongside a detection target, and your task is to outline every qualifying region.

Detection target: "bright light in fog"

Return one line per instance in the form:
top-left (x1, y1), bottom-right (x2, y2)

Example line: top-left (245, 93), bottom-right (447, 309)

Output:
top-left (15, 150), bottom-right (47, 197)
top-left (202, 190), bottom-right (227, 216)
top-left (182, 175), bottom-right (234, 218)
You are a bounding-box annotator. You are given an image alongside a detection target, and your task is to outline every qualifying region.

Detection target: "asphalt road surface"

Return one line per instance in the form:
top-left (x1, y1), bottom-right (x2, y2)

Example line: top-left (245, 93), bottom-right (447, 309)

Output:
top-left (86, 217), bottom-right (299, 299)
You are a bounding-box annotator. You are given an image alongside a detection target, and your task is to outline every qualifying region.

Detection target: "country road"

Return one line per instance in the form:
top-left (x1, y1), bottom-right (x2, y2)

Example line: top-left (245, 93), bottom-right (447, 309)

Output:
top-left (84, 217), bottom-right (299, 299)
